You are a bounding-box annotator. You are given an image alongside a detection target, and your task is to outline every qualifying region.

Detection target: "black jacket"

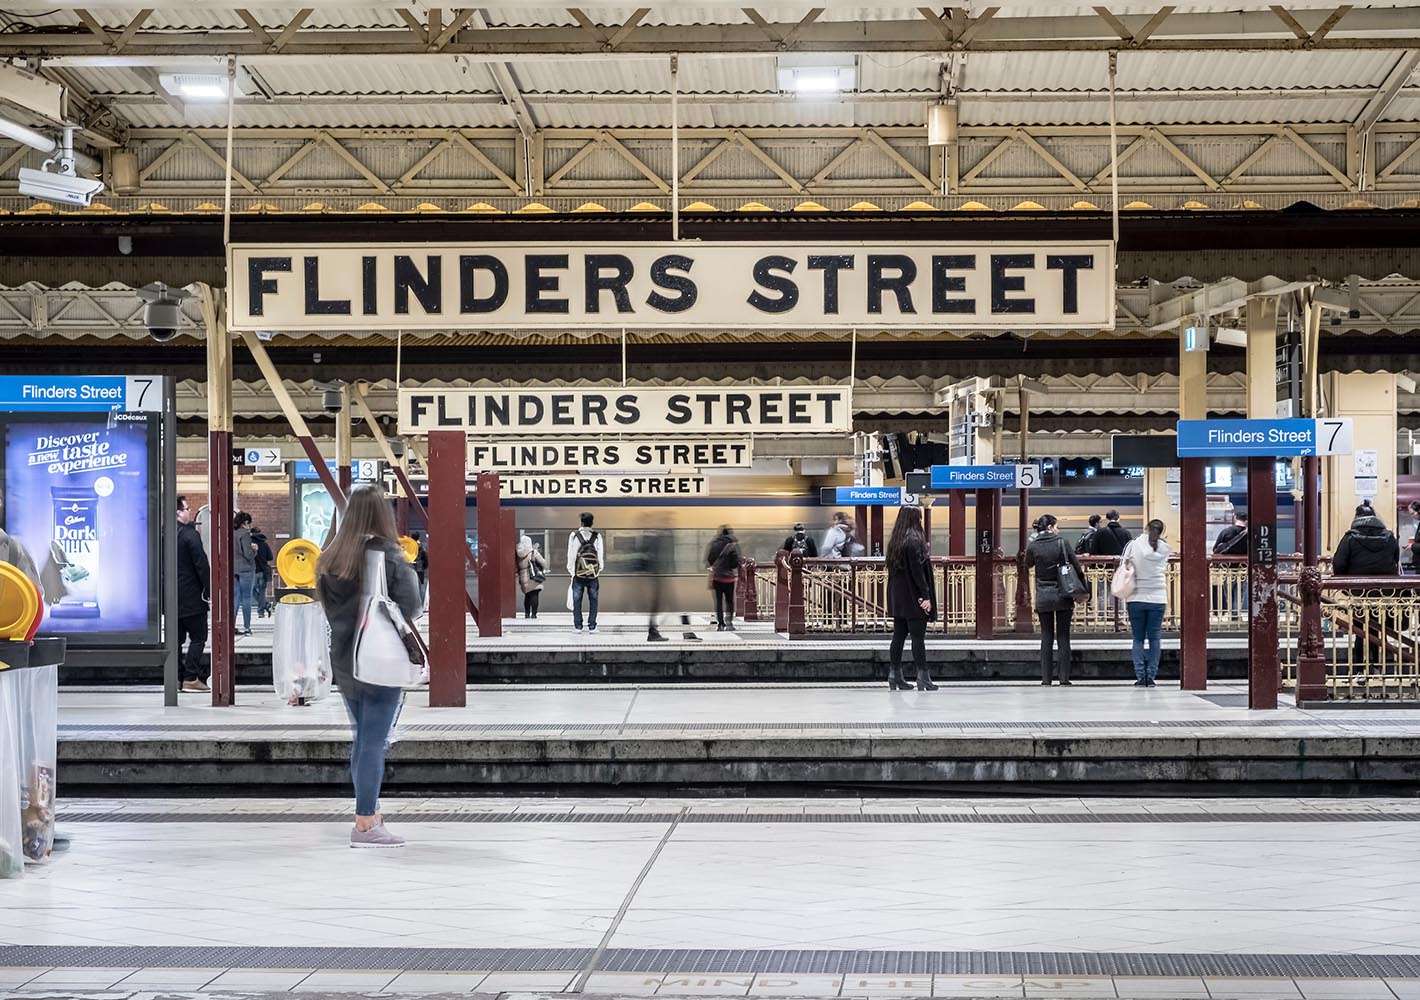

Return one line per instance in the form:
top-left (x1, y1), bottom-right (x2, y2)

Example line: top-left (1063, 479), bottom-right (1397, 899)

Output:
top-left (1089, 521), bottom-right (1131, 556)
top-left (176, 521), bottom-right (210, 617)
top-left (782, 533), bottom-right (819, 557)
top-left (706, 533), bottom-right (741, 579)
top-left (1333, 515), bottom-right (1400, 577)
top-left (1074, 527), bottom-right (1096, 555)
top-left (886, 540), bottom-right (935, 620)
top-left (251, 530), bottom-right (274, 573)
top-left (317, 536), bottom-right (423, 692)
top-left (1027, 531), bottom-right (1086, 613)
top-left (1213, 524), bottom-right (1248, 556)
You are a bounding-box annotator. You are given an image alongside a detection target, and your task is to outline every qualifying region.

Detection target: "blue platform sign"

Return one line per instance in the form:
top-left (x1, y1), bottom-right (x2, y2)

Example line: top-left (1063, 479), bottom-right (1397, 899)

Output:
top-left (0, 375), bottom-right (162, 412)
top-left (823, 485), bottom-right (903, 506)
top-left (1176, 418), bottom-right (1353, 458)
top-left (929, 464), bottom-right (1040, 490)
top-left (293, 458), bottom-right (381, 481)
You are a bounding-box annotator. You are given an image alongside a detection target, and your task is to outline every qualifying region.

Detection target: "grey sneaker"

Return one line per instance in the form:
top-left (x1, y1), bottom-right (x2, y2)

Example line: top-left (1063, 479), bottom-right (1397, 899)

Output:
top-left (351, 824), bottom-right (405, 849)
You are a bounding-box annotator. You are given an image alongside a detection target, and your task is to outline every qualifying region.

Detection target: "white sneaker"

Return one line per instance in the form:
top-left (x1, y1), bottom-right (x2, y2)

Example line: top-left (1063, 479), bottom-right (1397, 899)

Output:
top-left (574, 626), bottom-right (583, 634)
top-left (589, 626), bottom-right (598, 634)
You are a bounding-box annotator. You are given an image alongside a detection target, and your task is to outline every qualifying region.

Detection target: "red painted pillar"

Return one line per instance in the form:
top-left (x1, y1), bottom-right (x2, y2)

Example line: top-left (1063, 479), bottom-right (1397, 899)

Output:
top-left (1296, 455), bottom-right (1327, 703)
top-left (787, 550), bottom-right (806, 634)
top-left (396, 494), bottom-right (410, 536)
top-left (923, 505), bottom-right (933, 554)
top-left (975, 488), bottom-right (996, 641)
top-left (207, 433), bottom-right (235, 706)
top-left (500, 506), bottom-right (517, 620)
top-left (869, 505), bottom-right (885, 556)
top-left (1179, 457), bottom-right (1209, 690)
top-left (854, 506), bottom-right (868, 554)
top-left (475, 474), bottom-right (503, 638)
top-left (948, 490), bottom-right (966, 556)
top-left (427, 431), bottom-right (467, 708)
top-left (774, 551), bottom-right (789, 632)
top-left (1247, 455), bottom-right (1280, 709)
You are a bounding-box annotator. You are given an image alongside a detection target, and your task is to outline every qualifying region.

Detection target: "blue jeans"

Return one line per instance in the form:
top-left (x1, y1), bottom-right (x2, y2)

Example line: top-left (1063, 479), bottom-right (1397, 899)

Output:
top-left (572, 577), bottom-right (599, 629)
top-left (341, 684), bottom-right (405, 817)
top-left (1127, 601), bottom-right (1166, 682)
top-left (234, 571), bottom-right (255, 631)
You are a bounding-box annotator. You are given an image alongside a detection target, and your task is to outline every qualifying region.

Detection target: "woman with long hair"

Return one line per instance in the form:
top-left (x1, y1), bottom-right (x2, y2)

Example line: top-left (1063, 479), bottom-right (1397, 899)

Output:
top-left (1025, 513), bottom-right (1086, 686)
top-left (705, 525), bottom-right (741, 631)
top-left (885, 506), bottom-right (937, 691)
top-left (1123, 518), bottom-right (1172, 687)
top-left (316, 484), bottom-right (423, 848)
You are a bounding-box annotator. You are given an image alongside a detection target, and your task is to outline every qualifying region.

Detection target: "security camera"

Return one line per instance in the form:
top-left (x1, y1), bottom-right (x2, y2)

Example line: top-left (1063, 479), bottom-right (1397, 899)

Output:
top-left (17, 165), bottom-right (104, 207)
top-left (16, 127), bottom-right (104, 207)
top-left (135, 282), bottom-right (191, 342)
top-left (322, 386), bottom-right (344, 413)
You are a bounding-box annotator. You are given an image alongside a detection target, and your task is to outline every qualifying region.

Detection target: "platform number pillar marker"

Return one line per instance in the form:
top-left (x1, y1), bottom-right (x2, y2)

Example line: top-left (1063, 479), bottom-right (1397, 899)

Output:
top-left (427, 431), bottom-right (468, 708)
top-left (1247, 456), bottom-right (1281, 709)
top-left (975, 489), bottom-right (997, 641)
top-left (201, 284), bottom-right (236, 707)
top-left (475, 474), bottom-right (503, 639)
top-left (1179, 457), bottom-right (1209, 690)
top-left (1014, 474), bottom-right (1034, 634)
top-left (1296, 454), bottom-right (1327, 703)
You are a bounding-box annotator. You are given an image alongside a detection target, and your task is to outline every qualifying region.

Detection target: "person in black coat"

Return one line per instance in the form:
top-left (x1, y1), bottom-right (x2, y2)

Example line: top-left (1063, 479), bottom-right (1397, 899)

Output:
top-left (1088, 509), bottom-right (1132, 556)
top-left (1334, 501), bottom-right (1400, 577)
top-left (781, 522), bottom-right (819, 558)
top-left (885, 506), bottom-right (937, 691)
top-left (1026, 513), bottom-right (1085, 685)
top-left (175, 495), bottom-right (212, 692)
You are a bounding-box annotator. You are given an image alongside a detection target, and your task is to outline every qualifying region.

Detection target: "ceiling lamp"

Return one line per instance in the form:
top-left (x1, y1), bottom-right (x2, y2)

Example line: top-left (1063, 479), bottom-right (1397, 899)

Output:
top-left (776, 54), bottom-right (856, 95)
top-left (927, 100), bottom-right (959, 147)
top-left (159, 74), bottom-right (240, 102)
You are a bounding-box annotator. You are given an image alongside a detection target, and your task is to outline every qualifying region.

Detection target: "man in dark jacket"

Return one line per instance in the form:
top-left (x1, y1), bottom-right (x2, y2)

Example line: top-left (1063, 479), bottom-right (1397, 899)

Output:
top-left (1089, 510), bottom-right (1132, 556)
top-left (1075, 514), bottom-right (1100, 555)
top-left (251, 525), bottom-right (274, 617)
top-left (1213, 513), bottom-right (1249, 556)
top-left (781, 522), bottom-right (819, 557)
top-left (176, 496), bottom-right (212, 693)
top-left (1333, 501), bottom-right (1400, 576)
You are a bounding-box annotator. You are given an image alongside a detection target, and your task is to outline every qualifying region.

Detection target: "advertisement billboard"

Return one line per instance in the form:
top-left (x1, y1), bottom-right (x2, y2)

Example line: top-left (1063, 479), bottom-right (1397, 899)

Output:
top-left (0, 410), bottom-right (161, 645)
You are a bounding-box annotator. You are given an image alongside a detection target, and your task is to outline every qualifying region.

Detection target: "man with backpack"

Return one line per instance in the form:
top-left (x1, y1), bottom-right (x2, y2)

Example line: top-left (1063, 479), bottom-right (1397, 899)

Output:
top-left (1088, 509), bottom-right (1132, 556)
top-left (1075, 514), bottom-right (1101, 555)
top-left (781, 522), bottom-right (819, 558)
top-left (566, 511), bottom-right (604, 634)
top-left (1213, 513), bottom-right (1249, 556)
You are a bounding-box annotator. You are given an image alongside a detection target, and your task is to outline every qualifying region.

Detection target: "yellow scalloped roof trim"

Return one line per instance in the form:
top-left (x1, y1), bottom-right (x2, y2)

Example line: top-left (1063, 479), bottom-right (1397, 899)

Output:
top-left (462, 202), bottom-right (501, 213)
top-left (573, 202), bottom-right (609, 213)
top-left (956, 201), bottom-right (991, 211)
top-left (794, 201), bottom-right (828, 212)
top-left (414, 202), bottom-right (442, 213)
top-left (737, 201), bottom-right (772, 212)
top-left (355, 202), bottom-right (388, 212)
top-left (195, 202), bottom-right (222, 212)
top-left (302, 202), bottom-right (326, 212)
top-left (627, 202), bottom-right (665, 212)
top-left (901, 201), bottom-right (937, 212)
top-left (1342, 198), bottom-right (1377, 209)
top-left (1181, 200), bottom-right (1208, 210)
top-left (142, 202), bottom-right (172, 212)
top-left (848, 201), bottom-right (882, 212)
top-left (1124, 200), bottom-right (1153, 210)
top-left (515, 202), bottom-right (553, 214)
top-left (1072, 201), bottom-right (1100, 210)
top-left (81, 203), bottom-right (115, 213)
top-left (1012, 200), bottom-right (1046, 211)
top-left (20, 202), bottom-right (54, 214)
top-left (684, 201), bottom-right (718, 212)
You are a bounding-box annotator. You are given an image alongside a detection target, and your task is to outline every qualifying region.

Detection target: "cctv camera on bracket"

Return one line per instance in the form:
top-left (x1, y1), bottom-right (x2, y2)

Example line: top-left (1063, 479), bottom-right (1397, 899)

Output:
top-left (15, 127), bottom-right (104, 207)
top-left (136, 282), bottom-right (191, 342)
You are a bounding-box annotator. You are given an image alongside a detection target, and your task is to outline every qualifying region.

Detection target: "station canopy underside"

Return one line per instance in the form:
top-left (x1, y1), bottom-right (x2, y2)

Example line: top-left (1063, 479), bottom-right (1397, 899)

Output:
top-left (2, 5), bottom-right (1420, 214)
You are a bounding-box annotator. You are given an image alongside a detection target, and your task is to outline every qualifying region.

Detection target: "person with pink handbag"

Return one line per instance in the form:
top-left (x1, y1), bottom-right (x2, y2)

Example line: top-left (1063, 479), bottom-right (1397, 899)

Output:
top-left (1119, 519), bottom-right (1172, 687)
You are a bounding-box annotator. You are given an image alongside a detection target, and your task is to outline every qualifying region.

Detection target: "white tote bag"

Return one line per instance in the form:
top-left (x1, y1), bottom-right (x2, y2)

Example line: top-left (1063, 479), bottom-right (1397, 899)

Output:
top-left (352, 549), bottom-right (426, 688)
top-left (1111, 540), bottom-right (1138, 601)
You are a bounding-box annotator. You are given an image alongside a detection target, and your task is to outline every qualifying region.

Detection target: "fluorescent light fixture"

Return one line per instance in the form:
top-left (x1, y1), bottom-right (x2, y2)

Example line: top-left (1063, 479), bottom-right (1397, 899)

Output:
top-left (776, 54), bottom-right (856, 95)
top-left (158, 73), bottom-right (238, 102)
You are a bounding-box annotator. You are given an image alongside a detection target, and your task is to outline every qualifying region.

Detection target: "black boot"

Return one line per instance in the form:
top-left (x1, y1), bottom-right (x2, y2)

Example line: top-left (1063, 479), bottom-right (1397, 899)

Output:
top-left (888, 666), bottom-right (914, 691)
top-left (915, 670), bottom-right (939, 691)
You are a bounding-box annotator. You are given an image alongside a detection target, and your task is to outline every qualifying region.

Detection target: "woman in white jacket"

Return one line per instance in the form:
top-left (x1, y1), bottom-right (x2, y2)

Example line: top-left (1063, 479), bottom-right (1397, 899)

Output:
top-left (1123, 519), bottom-right (1171, 687)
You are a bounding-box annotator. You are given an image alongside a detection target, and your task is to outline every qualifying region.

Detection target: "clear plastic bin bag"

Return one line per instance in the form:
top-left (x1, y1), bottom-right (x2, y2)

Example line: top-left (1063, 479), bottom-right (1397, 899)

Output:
top-left (272, 599), bottom-right (332, 704)
top-left (0, 672), bottom-right (24, 877)
top-left (11, 664), bottom-right (57, 863)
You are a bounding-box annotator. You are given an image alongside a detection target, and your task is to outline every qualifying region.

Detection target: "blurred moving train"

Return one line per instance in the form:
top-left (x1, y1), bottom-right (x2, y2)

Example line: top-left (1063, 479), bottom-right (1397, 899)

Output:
top-left (428, 459), bottom-right (1308, 614)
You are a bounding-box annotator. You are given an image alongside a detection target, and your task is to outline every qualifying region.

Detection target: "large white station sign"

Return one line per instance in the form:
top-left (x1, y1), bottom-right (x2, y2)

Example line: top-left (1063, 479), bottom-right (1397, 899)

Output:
top-left (502, 475), bottom-right (708, 498)
top-left (229, 241), bottom-right (1116, 331)
top-left (399, 386), bottom-right (852, 436)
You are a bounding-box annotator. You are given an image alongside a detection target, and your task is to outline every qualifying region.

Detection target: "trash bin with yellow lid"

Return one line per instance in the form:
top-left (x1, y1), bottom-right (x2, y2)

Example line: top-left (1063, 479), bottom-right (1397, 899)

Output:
top-left (272, 539), bottom-right (331, 706)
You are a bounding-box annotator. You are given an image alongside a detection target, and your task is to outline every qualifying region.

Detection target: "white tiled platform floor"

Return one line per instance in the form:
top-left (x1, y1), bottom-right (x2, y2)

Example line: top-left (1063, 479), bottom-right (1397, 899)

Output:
top-left (54, 680), bottom-right (1419, 739)
top-left (3, 798), bottom-right (1420, 997)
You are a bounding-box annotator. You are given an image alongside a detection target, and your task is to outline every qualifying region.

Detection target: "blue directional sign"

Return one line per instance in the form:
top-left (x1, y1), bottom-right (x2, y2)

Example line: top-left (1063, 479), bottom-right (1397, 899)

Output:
top-left (1176, 418), bottom-right (1353, 458)
top-left (293, 459), bottom-right (381, 481)
top-left (822, 485), bottom-right (903, 506)
top-left (0, 375), bottom-right (161, 412)
top-left (929, 464), bottom-right (1040, 490)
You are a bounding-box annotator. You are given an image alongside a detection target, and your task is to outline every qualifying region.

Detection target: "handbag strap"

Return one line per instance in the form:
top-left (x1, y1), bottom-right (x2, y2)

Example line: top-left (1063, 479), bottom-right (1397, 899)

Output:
top-left (363, 546), bottom-right (389, 600)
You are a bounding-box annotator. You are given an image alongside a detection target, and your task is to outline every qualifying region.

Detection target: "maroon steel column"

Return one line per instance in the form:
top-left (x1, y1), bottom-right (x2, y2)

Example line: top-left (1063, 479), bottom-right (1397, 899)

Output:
top-left (1247, 455), bottom-right (1280, 709)
top-left (854, 506), bottom-right (868, 552)
top-left (396, 494), bottom-right (410, 536)
top-left (1014, 487), bottom-right (1033, 633)
top-left (1179, 457), bottom-right (1209, 690)
top-left (774, 551), bottom-right (789, 631)
top-left (427, 431), bottom-right (467, 708)
top-left (1296, 454), bottom-right (1327, 703)
top-left (207, 433), bottom-right (235, 706)
top-left (474, 474), bottom-right (504, 638)
top-left (500, 506), bottom-right (517, 619)
top-left (923, 506), bottom-right (933, 554)
top-left (787, 550), bottom-right (806, 634)
top-left (869, 505), bottom-right (885, 556)
top-left (975, 488), bottom-right (996, 641)
top-left (948, 491), bottom-right (966, 556)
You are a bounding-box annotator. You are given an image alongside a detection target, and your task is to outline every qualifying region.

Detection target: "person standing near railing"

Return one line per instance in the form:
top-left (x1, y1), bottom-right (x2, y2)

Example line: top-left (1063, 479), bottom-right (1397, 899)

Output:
top-left (1333, 500), bottom-right (1401, 663)
top-left (1122, 519), bottom-right (1172, 688)
top-left (885, 506), bottom-right (937, 691)
top-left (705, 525), bottom-right (742, 632)
top-left (1026, 514), bottom-right (1085, 686)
